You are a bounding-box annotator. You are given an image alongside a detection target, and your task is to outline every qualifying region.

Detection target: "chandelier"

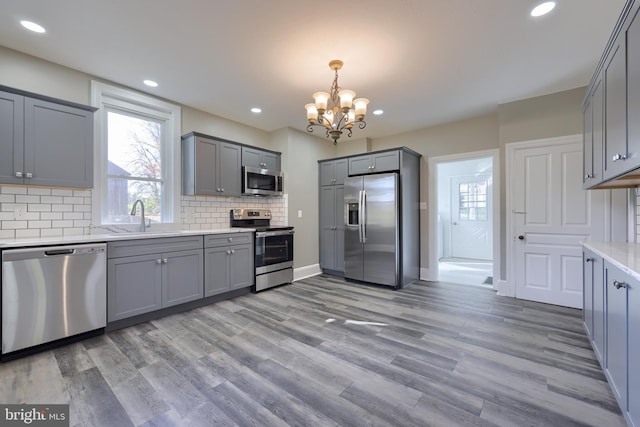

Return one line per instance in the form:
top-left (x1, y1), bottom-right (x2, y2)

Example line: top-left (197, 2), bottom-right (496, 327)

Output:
top-left (305, 60), bottom-right (369, 145)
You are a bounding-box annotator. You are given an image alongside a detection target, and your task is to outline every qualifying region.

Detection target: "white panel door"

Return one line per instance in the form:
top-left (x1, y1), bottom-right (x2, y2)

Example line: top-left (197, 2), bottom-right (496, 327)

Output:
top-left (512, 140), bottom-right (595, 308)
top-left (450, 174), bottom-right (492, 260)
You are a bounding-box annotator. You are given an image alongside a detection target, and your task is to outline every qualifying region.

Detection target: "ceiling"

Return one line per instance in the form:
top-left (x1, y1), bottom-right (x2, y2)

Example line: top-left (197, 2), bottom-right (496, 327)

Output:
top-left (0, 0), bottom-right (627, 140)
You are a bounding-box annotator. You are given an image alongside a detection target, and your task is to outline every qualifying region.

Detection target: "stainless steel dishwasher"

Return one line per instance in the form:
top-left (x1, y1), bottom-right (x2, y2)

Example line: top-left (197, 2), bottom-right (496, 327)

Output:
top-left (1, 243), bottom-right (107, 356)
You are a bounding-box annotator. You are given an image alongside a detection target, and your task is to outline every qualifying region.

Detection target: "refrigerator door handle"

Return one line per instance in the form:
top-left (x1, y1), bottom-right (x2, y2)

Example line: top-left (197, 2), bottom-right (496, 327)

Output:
top-left (362, 190), bottom-right (367, 242)
top-left (358, 190), bottom-right (364, 243)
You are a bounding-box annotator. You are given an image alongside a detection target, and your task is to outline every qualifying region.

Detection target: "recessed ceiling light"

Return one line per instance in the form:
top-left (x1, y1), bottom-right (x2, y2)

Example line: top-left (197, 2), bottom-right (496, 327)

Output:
top-left (531, 1), bottom-right (556, 17)
top-left (20, 20), bottom-right (45, 33)
top-left (143, 80), bottom-right (158, 87)
top-left (251, 107), bottom-right (262, 114)
top-left (373, 109), bottom-right (384, 116)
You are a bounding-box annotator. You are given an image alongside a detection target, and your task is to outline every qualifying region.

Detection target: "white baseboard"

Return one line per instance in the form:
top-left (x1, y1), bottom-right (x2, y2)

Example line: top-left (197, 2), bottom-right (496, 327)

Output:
top-left (420, 267), bottom-right (436, 282)
top-left (293, 264), bottom-right (322, 281)
top-left (496, 279), bottom-right (514, 297)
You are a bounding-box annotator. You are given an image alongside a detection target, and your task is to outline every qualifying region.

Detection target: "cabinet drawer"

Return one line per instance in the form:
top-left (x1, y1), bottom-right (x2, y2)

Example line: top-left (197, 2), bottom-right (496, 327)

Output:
top-left (205, 232), bottom-right (253, 248)
top-left (108, 236), bottom-right (203, 258)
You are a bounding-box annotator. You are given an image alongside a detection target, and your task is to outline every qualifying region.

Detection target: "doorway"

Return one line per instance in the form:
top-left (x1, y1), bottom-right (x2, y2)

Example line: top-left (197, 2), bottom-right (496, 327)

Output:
top-left (428, 150), bottom-right (499, 288)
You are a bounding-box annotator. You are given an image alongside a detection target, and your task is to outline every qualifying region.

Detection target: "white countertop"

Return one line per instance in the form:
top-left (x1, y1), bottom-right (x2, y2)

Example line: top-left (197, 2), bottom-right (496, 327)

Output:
top-left (0, 228), bottom-right (254, 249)
top-left (582, 241), bottom-right (640, 281)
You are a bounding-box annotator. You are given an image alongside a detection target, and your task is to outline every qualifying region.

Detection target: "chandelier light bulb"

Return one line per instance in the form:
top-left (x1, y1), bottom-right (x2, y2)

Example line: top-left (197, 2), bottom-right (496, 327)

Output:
top-left (338, 90), bottom-right (356, 112)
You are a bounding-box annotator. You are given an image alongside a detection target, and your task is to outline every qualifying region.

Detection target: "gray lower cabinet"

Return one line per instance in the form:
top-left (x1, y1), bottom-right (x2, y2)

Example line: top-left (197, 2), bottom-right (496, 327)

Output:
top-left (0, 88), bottom-right (95, 188)
top-left (592, 253), bottom-right (606, 363)
top-left (107, 236), bottom-right (204, 322)
top-left (204, 233), bottom-right (254, 296)
top-left (583, 251), bottom-right (595, 339)
top-left (348, 151), bottom-right (399, 175)
top-left (629, 267), bottom-right (640, 427)
top-left (241, 146), bottom-right (280, 171)
top-left (604, 259), bottom-right (628, 407)
top-left (182, 133), bottom-right (242, 196)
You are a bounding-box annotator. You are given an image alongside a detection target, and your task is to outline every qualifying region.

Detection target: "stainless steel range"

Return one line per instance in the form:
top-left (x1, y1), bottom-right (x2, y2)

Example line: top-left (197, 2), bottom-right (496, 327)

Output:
top-left (230, 208), bottom-right (294, 292)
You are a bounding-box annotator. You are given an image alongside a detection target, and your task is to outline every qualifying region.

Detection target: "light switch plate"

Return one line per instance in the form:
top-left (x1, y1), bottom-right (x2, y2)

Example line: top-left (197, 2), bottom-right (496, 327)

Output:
top-left (297, 210), bottom-right (303, 218)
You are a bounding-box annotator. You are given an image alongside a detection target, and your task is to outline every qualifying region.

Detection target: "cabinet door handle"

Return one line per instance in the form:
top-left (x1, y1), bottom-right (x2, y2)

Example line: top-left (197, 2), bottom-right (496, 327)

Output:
top-left (156, 259), bottom-right (162, 264)
top-left (226, 250), bottom-right (231, 255)
top-left (25, 172), bottom-right (32, 178)
top-left (163, 258), bottom-right (168, 264)
top-left (612, 153), bottom-right (627, 162)
top-left (228, 237), bottom-right (233, 242)
top-left (585, 258), bottom-right (594, 263)
top-left (15, 172), bottom-right (22, 178)
top-left (584, 174), bottom-right (594, 179)
top-left (231, 249), bottom-right (235, 254)
top-left (613, 280), bottom-right (627, 289)
top-left (220, 188), bottom-right (224, 192)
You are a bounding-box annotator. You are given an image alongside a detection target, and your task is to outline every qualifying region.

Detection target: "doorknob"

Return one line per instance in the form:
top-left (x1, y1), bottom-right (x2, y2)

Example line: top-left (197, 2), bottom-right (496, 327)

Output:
top-left (452, 222), bottom-right (458, 225)
top-left (518, 235), bottom-right (525, 240)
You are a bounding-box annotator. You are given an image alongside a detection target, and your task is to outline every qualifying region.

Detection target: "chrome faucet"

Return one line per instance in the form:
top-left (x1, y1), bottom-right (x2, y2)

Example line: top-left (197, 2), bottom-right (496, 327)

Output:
top-left (130, 199), bottom-right (146, 232)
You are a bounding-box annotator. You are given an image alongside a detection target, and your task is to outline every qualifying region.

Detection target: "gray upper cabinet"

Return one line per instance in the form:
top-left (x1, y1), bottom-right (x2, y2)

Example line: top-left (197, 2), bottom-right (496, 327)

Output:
top-left (583, 77), bottom-right (604, 189)
top-left (603, 36), bottom-right (628, 181)
top-left (583, 1), bottom-right (640, 188)
top-left (182, 133), bottom-right (241, 196)
top-left (625, 6), bottom-right (640, 178)
top-left (320, 159), bottom-right (348, 186)
top-left (0, 88), bottom-right (94, 188)
top-left (242, 146), bottom-right (280, 171)
top-left (348, 151), bottom-right (399, 175)
top-left (0, 91), bottom-right (23, 185)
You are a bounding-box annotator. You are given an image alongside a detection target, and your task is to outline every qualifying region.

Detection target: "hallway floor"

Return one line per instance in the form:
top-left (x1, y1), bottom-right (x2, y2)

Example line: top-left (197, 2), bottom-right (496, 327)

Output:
top-left (438, 258), bottom-right (493, 288)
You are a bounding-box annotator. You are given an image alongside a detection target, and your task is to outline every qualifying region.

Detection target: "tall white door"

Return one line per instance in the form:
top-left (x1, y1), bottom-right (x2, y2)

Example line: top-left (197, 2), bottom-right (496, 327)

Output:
top-left (511, 138), bottom-right (601, 308)
top-left (450, 174), bottom-right (492, 260)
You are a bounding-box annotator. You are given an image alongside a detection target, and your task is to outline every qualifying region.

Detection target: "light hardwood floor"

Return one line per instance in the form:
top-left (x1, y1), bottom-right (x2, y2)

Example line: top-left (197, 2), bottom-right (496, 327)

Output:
top-left (0, 275), bottom-right (627, 426)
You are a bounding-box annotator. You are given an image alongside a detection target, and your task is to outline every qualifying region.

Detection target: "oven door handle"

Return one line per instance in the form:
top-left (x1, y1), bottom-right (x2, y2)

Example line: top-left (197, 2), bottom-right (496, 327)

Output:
top-left (255, 230), bottom-right (295, 238)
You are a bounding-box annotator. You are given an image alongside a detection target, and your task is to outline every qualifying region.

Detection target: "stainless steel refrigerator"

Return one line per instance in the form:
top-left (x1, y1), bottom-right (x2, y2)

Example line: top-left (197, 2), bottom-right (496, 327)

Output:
top-left (344, 173), bottom-right (399, 287)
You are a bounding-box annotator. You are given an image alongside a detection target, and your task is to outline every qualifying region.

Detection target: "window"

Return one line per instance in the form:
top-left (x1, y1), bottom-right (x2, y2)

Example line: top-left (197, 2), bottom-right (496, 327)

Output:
top-left (458, 180), bottom-right (487, 221)
top-left (91, 82), bottom-right (181, 227)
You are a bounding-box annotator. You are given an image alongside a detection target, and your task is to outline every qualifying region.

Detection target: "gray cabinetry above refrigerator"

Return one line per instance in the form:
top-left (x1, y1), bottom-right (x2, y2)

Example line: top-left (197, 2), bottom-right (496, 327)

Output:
top-left (348, 151), bottom-right (399, 175)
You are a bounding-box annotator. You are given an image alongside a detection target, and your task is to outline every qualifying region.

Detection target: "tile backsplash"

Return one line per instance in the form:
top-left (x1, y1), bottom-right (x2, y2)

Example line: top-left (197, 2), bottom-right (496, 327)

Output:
top-left (0, 185), bottom-right (287, 239)
top-left (0, 186), bottom-right (91, 239)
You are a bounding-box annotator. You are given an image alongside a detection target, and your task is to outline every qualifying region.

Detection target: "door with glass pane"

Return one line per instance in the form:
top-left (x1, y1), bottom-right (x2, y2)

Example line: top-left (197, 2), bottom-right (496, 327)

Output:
top-left (450, 174), bottom-right (492, 260)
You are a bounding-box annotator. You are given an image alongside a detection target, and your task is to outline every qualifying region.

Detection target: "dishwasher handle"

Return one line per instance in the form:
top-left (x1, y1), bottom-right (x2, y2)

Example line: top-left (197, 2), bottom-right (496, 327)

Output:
top-left (44, 249), bottom-right (75, 256)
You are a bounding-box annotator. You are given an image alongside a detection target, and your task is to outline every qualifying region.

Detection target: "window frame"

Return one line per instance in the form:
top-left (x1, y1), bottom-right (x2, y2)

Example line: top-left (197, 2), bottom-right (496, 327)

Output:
top-left (91, 81), bottom-right (181, 228)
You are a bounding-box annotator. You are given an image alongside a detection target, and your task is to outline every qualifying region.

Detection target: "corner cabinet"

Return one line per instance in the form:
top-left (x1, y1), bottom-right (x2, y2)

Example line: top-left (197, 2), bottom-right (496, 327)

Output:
top-left (182, 133), bottom-right (242, 196)
top-left (0, 87), bottom-right (95, 188)
top-left (204, 233), bottom-right (254, 296)
top-left (107, 236), bottom-right (204, 322)
top-left (242, 146), bottom-right (280, 171)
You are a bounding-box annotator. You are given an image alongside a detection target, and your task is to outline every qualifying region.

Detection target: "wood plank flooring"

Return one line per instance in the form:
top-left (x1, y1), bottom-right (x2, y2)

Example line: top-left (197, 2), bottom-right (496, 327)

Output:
top-left (0, 275), bottom-right (627, 427)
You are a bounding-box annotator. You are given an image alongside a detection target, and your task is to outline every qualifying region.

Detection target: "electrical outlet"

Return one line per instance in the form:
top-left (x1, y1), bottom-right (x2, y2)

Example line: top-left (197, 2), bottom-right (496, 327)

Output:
top-left (297, 210), bottom-right (303, 218)
top-left (14, 204), bottom-right (27, 220)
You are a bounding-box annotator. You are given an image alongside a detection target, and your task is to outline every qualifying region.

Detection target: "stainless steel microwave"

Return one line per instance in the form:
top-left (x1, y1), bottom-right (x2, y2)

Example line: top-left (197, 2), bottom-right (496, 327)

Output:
top-left (242, 166), bottom-right (284, 196)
